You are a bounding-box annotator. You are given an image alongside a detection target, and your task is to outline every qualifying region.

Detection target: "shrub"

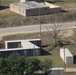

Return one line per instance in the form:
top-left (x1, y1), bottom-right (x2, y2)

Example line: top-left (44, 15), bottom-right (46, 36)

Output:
top-left (47, 43), bottom-right (54, 51)
top-left (56, 41), bottom-right (64, 47)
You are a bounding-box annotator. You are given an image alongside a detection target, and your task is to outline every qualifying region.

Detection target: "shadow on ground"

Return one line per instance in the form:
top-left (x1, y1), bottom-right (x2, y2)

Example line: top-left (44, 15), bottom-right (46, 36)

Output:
top-left (41, 48), bottom-right (52, 55)
top-left (0, 6), bottom-right (9, 10)
top-left (73, 55), bottom-right (76, 64)
top-left (61, 10), bottom-right (69, 13)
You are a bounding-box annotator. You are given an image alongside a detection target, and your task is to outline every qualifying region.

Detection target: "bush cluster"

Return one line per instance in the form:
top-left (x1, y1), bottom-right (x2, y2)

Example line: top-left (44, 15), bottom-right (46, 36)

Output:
top-left (0, 57), bottom-right (52, 75)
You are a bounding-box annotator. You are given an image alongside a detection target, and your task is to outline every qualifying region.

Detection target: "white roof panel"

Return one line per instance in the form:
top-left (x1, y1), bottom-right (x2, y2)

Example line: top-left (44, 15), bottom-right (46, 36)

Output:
top-left (15, 1), bottom-right (48, 9)
top-left (60, 48), bottom-right (73, 57)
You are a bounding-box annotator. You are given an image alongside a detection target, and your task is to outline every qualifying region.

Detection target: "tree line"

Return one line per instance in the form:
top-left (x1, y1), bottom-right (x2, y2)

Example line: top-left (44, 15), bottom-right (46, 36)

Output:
top-left (0, 57), bottom-right (52, 75)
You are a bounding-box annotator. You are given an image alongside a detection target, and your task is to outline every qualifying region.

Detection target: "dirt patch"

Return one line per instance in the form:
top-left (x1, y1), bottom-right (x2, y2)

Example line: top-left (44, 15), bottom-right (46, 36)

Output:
top-left (0, 37), bottom-right (2, 41)
top-left (58, 29), bottom-right (74, 38)
top-left (61, 3), bottom-right (76, 12)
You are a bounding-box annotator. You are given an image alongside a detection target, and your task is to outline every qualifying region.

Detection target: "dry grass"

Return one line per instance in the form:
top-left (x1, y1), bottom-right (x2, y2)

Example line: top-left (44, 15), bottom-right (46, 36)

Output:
top-left (1, 29), bottom-right (76, 67)
top-left (0, 0), bottom-right (76, 27)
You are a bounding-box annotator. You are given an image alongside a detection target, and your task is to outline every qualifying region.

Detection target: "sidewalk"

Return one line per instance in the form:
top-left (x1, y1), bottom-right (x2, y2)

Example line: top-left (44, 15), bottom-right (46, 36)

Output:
top-left (66, 68), bottom-right (76, 72)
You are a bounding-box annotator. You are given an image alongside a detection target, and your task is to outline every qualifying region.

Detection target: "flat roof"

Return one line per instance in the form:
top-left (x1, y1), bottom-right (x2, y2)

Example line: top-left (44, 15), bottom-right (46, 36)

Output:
top-left (0, 43), bottom-right (39, 52)
top-left (60, 48), bottom-right (73, 57)
top-left (0, 39), bottom-right (40, 52)
top-left (5, 39), bottom-right (40, 42)
top-left (14, 1), bottom-right (48, 9)
top-left (48, 68), bottom-right (64, 71)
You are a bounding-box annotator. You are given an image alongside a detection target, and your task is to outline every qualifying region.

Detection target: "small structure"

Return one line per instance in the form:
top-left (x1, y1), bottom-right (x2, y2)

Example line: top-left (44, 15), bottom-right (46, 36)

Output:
top-left (20, 0), bottom-right (26, 2)
top-left (20, 0), bottom-right (42, 2)
top-left (10, 1), bottom-right (49, 16)
top-left (20, 0), bottom-right (61, 2)
top-left (0, 39), bottom-right (41, 57)
top-left (10, 1), bottom-right (61, 16)
top-left (60, 48), bottom-right (73, 64)
top-left (48, 68), bottom-right (64, 75)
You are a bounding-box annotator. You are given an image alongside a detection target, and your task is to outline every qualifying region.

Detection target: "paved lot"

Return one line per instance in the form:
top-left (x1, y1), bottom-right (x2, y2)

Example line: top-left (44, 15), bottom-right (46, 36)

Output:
top-left (0, 22), bottom-right (76, 37)
top-left (66, 68), bottom-right (76, 72)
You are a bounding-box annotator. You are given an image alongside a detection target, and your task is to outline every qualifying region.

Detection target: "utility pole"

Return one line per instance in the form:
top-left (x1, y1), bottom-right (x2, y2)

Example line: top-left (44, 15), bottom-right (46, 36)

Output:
top-left (0, 0), bottom-right (1, 6)
top-left (62, 42), bottom-right (66, 74)
top-left (0, 0), bottom-right (1, 10)
top-left (39, 0), bottom-right (42, 52)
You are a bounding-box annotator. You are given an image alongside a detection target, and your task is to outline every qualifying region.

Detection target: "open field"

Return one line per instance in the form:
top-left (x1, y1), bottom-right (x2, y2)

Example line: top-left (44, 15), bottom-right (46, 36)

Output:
top-left (0, 0), bottom-right (18, 6)
top-left (65, 72), bottom-right (76, 75)
top-left (1, 29), bottom-right (76, 68)
top-left (0, 0), bottom-right (76, 27)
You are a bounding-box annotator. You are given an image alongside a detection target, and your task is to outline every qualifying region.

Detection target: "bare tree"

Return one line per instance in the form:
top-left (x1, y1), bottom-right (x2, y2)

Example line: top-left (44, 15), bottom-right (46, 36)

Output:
top-left (41, 15), bottom-right (66, 49)
top-left (52, 23), bottom-right (60, 46)
top-left (45, 16), bottom-right (61, 46)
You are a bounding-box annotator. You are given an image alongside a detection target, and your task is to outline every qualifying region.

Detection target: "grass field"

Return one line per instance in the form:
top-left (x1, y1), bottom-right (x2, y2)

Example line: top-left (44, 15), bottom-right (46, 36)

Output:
top-left (1, 29), bottom-right (76, 68)
top-left (0, 0), bottom-right (76, 27)
top-left (65, 72), bottom-right (76, 75)
top-left (1, 0), bottom-right (18, 6)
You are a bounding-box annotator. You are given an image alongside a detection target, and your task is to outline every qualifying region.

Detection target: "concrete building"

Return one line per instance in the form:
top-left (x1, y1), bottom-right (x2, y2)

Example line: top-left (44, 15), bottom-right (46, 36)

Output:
top-left (20, 0), bottom-right (42, 2)
top-left (10, 1), bottom-right (49, 16)
top-left (20, 0), bottom-right (61, 2)
top-left (60, 48), bottom-right (73, 64)
top-left (0, 39), bottom-right (41, 57)
top-left (20, 0), bottom-right (26, 2)
top-left (48, 68), bottom-right (64, 75)
top-left (10, 1), bottom-right (61, 16)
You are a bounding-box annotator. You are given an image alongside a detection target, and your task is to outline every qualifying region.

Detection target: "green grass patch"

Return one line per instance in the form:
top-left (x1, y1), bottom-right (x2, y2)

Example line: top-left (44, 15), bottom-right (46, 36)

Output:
top-left (65, 72), bottom-right (76, 75)
top-left (47, 43), bottom-right (54, 51)
top-left (34, 55), bottom-right (64, 68)
top-left (1, 0), bottom-right (18, 6)
top-left (1, 30), bottom-right (76, 68)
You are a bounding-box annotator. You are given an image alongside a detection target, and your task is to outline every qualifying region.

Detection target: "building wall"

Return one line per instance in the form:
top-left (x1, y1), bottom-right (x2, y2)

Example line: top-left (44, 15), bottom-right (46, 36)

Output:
top-left (26, 7), bottom-right (49, 16)
top-left (10, 3), bottom-right (21, 15)
top-left (20, 0), bottom-right (44, 2)
top-left (20, 0), bottom-right (26, 2)
top-left (66, 57), bottom-right (73, 64)
top-left (20, 8), bottom-right (26, 16)
top-left (49, 8), bottom-right (61, 13)
top-left (26, 9), bottom-right (39, 16)
top-left (3, 39), bottom-right (41, 57)
top-left (0, 48), bottom-right (40, 57)
top-left (48, 68), bottom-right (64, 75)
top-left (10, 2), bottom-right (61, 16)
top-left (60, 48), bottom-right (73, 64)
top-left (30, 39), bottom-right (41, 47)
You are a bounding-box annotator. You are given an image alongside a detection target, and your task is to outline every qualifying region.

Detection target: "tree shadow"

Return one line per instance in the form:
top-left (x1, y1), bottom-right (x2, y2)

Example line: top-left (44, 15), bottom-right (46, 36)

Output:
top-left (73, 55), bottom-right (76, 64)
top-left (0, 6), bottom-right (9, 10)
top-left (42, 45), bottom-right (48, 47)
top-left (41, 48), bottom-right (52, 55)
top-left (61, 10), bottom-right (69, 13)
